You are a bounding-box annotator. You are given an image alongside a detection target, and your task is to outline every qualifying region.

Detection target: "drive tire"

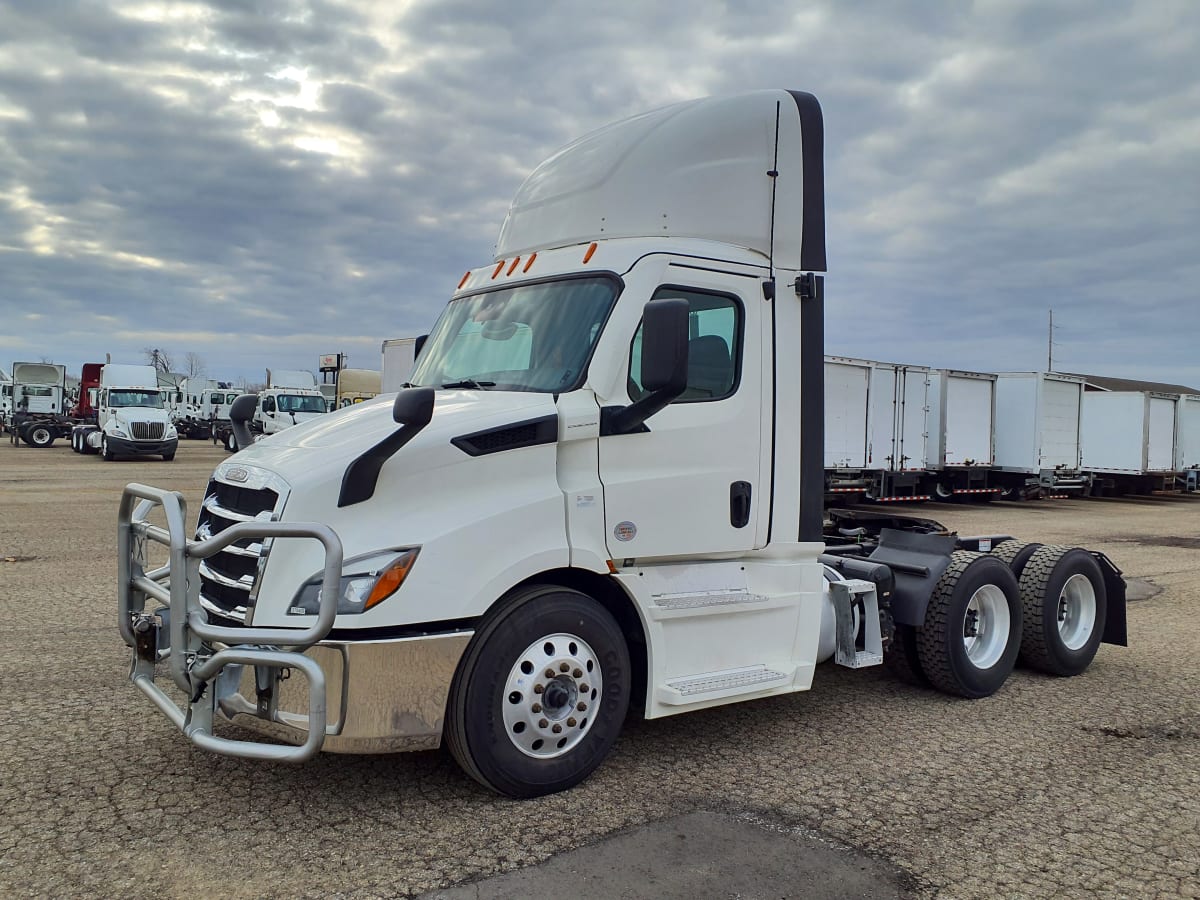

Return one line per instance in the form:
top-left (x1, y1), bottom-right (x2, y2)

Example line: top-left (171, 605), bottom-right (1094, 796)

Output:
top-left (224, 431), bottom-right (237, 453)
top-left (916, 551), bottom-right (1021, 698)
top-left (445, 585), bottom-right (630, 798)
top-left (1017, 546), bottom-right (1107, 676)
top-left (990, 540), bottom-right (1043, 580)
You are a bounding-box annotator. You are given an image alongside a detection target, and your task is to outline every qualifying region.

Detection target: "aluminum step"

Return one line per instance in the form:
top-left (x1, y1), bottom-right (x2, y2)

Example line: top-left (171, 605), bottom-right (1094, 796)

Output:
top-left (652, 590), bottom-right (768, 611)
top-left (658, 665), bottom-right (790, 705)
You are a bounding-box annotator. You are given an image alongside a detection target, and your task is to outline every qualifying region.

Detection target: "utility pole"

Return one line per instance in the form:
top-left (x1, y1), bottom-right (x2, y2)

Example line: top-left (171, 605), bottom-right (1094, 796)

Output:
top-left (1047, 309), bottom-right (1054, 372)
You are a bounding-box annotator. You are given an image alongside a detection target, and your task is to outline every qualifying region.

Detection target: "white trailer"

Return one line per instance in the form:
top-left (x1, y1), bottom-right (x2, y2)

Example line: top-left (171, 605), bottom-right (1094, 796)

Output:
top-left (923, 370), bottom-right (1000, 500)
top-left (1080, 390), bottom-right (1181, 494)
top-left (823, 356), bottom-right (931, 502)
top-left (1177, 394), bottom-right (1200, 491)
top-left (381, 337), bottom-right (419, 393)
top-left (992, 372), bottom-right (1090, 498)
top-left (117, 89), bottom-right (1127, 798)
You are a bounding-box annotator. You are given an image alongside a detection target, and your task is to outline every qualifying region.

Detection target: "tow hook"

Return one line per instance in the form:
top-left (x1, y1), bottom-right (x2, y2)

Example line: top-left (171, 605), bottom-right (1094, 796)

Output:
top-left (132, 614), bottom-right (159, 663)
top-left (254, 661), bottom-right (290, 715)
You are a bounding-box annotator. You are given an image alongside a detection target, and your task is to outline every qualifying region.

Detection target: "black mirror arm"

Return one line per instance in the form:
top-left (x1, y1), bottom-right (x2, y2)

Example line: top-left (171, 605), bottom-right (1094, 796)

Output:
top-left (599, 382), bottom-right (687, 437)
top-left (338, 387), bottom-right (436, 507)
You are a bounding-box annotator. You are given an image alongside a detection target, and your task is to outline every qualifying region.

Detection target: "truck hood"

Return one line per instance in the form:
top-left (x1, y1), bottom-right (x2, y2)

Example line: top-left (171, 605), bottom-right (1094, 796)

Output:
top-left (114, 409), bottom-right (173, 426)
top-left (230, 389), bottom-right (558, 488)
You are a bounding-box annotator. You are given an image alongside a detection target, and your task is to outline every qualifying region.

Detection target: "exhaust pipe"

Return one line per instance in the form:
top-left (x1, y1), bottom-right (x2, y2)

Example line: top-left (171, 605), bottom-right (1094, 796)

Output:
top-left (228, 393), bottom-right (259, 452)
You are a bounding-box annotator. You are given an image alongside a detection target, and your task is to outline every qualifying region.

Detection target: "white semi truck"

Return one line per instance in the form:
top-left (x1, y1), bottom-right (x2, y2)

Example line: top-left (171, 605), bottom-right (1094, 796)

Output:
top-left (254, 369), bottom-right (327, 435)
top-left (6, 362), bottom-right (69, 447)
top-left (73, 364), bottom-right (178, 460)
top-left (118, 90), bottom-right (1126, 797)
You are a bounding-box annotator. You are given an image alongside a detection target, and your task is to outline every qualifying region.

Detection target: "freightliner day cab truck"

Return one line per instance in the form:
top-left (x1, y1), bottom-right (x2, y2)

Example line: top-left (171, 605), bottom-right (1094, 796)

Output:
top-left (73, 364), bottom-right (178, 460)
top-left (119, 90), bottom-right (1127, 798)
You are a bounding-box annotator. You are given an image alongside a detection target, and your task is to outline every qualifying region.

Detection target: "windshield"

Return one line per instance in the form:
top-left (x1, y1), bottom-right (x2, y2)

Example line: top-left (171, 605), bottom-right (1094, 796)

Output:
top-left (409, 275), bottom-right (619, 392)
top-left (109, 390), bottom-right (164, 409)
top-left (277, 394), bottom-right (327, 414)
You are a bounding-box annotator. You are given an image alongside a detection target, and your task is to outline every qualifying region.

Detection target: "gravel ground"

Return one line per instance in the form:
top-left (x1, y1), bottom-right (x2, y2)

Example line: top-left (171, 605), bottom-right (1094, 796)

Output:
top-left (1, 438), bottom-right (1197, 899)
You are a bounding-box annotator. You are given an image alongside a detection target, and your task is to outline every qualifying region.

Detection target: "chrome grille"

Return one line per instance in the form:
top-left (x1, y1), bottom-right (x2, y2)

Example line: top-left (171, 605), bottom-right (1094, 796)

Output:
top-left (131, 421), bottom-right (165, 440)
top-left (196, 473), bottom-right (281, 620)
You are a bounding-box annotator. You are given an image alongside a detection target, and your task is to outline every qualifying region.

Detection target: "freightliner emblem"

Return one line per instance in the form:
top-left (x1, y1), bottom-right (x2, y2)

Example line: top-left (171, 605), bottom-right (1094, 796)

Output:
top-left (225, 467), bottom-right (249, 483)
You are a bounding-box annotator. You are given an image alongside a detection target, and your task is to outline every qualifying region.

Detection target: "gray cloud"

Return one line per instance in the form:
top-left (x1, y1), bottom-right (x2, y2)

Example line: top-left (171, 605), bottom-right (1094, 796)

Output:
top-left (0, 0), bottom-right (1197, 389)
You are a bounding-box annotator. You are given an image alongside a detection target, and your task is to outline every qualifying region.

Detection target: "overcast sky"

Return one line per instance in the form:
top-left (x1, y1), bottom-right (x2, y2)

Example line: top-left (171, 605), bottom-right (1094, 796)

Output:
top-left (1, 0), bottom-right (1197, 388)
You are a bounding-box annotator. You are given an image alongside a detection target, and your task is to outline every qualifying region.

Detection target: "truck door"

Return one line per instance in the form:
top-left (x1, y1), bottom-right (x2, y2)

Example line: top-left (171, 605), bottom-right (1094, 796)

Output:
top-left (597, 268), bottom-right (766, 559)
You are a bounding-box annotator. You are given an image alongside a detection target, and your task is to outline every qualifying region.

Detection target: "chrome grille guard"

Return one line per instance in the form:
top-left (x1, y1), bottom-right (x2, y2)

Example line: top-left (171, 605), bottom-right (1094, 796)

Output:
top-left (118, 482), bottom-right (343, 762)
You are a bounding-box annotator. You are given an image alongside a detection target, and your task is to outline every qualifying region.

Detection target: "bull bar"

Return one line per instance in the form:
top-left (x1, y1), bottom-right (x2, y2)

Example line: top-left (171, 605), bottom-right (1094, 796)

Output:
top-left (118, 482), bottom-right (343, 762)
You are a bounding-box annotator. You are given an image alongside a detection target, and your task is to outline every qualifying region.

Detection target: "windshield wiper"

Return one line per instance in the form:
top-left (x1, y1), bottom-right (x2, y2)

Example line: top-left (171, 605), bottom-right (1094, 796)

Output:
top-left (440, 380), bottom-right (496, 390)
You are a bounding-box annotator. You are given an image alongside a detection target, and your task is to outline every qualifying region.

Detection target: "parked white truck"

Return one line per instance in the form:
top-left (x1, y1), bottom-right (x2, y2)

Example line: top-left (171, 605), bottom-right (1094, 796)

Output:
top-left (118, 90), bottom-right (1126, 797)
top-left (254, 369), bottom-right (327, 435)
top-left (6, 362), bottom-right (69, 447)
top-left (174, 379), bottom-right (243, 440)
top-left (73, 364), bottom-right (178, 460)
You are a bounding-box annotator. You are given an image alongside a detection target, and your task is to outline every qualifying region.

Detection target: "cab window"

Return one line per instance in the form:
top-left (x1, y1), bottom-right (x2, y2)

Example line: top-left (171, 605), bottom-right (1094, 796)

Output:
top-left (628, 286), bottom-right (742, 402)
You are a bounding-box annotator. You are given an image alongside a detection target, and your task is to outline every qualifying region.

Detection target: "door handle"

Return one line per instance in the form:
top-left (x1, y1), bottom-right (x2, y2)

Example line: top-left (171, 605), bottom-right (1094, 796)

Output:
top-left (730, 481), bottom-right (752, 528)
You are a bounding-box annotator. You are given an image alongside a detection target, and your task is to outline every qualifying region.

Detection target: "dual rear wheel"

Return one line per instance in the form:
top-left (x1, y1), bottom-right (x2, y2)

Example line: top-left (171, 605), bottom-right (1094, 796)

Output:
top-left (887, 544), bottom-right (1108, 697)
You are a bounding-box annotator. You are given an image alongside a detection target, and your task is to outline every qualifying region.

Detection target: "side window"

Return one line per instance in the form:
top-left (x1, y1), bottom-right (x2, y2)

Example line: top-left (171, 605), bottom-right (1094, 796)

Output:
top-left (628, 286), bottom-right (741, 402)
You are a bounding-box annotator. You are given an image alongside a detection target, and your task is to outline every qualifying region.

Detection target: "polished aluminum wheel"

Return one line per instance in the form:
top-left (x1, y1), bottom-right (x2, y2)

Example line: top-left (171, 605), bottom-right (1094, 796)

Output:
top-left (502, 632), bottom-right (601, 759)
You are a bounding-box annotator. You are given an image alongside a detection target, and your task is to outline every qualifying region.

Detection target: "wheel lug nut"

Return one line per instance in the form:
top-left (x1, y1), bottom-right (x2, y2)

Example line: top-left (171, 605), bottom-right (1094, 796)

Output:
top-left (552, 724), bottom-right (562, 734)
top-left (572, 668), bottom-right (582, 678)
top-left (559, 662), bottom-right (570, 673)
top-left (539, 718), bottom-right (549, 729)
top-left (531, 703), bottom-right (542, 713)
top-left (579, 683), bottom-right (589, 693)
top-left (577, 702), bottom-right (587, 712)
top-left (567, 717), bottom-right (577, 727)
top-left (545, 669), bottom-right (556, 679)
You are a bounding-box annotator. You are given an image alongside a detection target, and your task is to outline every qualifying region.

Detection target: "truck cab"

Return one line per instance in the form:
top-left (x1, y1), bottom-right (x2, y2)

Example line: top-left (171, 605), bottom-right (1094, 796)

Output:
top-left (254, 388), bottom-right (328, 434)
top-left (118, 90), bottom-right (1125, 798)
top-left (77, 364), bottom-right (178, 460)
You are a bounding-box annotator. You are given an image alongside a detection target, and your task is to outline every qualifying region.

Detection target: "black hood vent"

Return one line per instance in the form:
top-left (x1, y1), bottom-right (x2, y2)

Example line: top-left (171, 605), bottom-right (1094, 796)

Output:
top-left (452, 415), bottom-right (558, 457)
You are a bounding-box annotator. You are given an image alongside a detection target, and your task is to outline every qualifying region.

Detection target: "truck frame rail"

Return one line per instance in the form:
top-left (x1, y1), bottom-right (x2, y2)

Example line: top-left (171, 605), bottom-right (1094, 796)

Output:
top-left (117, 482), bottom-right (343, 761)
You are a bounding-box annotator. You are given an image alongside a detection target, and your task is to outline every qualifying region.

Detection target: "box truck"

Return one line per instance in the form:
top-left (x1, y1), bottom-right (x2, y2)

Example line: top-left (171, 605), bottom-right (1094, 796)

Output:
top-left (381, 337), bottom-right (419, 393)
top-left (118, 90), bottom-right (1126, 797)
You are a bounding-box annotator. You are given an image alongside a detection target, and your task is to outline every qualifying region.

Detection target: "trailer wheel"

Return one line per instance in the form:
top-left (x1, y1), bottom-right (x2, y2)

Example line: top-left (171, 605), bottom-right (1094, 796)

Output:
top-left (445, 585), bottom-right (630, 798)
top-left (916, 551), bottom-right (1021, 698)
top-left (1017, 546), bottom-right (1107, 676)
top-left (990, 541), bottom-right (1043, 580)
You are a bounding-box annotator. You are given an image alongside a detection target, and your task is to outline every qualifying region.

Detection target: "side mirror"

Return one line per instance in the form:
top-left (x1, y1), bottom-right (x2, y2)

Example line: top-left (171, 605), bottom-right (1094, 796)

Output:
top-left (338, 387), bottom-right (437, 507)
top-left (393, 385), bottom-right (436, 427)
top-left (228, 393), bottom-right (259, 452)
top-left (600, 298), bottom-right (690, 436)
top-left (640, 298), bottom-right (690, 394)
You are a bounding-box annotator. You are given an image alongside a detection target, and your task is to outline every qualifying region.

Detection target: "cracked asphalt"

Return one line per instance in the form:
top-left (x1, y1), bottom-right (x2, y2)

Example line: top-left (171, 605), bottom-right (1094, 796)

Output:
top-left (1, 439), bottom-right (1198, 898)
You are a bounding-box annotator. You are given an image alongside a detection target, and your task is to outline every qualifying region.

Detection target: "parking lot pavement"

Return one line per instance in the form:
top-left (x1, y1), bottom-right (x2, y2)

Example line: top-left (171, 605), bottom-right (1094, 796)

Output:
top-left (1, 438), bottom-right (1198, 899)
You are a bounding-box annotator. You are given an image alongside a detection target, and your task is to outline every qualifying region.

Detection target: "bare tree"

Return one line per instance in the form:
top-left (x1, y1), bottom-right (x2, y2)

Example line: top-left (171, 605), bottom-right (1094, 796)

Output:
top-left (183, 352), bottom-right (207, 381)
top-left (143, 347), bottom-right (174, 374)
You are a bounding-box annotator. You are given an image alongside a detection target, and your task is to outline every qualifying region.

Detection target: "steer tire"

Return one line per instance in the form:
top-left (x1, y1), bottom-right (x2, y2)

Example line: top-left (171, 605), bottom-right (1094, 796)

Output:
top-left (1017, 546), bottom-right (1107, 676)
top-left (102, 436), bottom-right (115, 461)
top-left (916, 551), bottom-right (1021, 698)
top-left (445, 585), bottom-right (630, 798)
top-left (991, 540), bottom-right (1043, 580)
top-left (224, 431), bottom-right (238, 453)
top-left (26, 425), bottom-right (55, 448)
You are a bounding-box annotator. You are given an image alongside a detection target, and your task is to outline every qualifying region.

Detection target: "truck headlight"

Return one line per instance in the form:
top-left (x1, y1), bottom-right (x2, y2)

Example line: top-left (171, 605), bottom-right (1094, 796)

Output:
top-left (111, 427), bottom-right (128, 437)
top-left (288, 549), bottom-right (418, 616)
